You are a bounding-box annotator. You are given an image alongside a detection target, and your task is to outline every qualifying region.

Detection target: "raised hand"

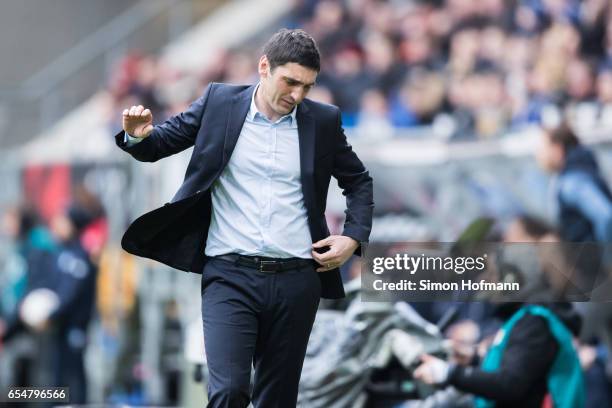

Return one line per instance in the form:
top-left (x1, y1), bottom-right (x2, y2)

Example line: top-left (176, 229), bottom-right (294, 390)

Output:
top-left (122, 105), bottom-right (154, 138)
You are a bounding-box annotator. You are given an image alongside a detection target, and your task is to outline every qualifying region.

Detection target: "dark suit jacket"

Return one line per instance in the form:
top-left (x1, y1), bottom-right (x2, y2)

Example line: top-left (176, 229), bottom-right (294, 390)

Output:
top-left (115, 83), bottom-right (374, 299)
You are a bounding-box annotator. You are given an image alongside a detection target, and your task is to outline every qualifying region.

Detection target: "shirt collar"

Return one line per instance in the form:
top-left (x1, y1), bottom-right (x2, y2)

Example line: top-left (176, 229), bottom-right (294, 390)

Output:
top-left (248, 83), bottom-right (297, 126)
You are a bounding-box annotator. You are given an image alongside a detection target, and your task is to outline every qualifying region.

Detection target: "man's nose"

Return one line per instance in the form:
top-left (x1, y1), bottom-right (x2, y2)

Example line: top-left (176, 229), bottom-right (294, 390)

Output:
top-left (291, 88), bottom-right (305, 102)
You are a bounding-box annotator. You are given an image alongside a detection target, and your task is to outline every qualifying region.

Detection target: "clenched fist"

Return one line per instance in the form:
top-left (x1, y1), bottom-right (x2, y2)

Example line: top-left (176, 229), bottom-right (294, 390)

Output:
top-left (122, 105), bottom-right (154, 138)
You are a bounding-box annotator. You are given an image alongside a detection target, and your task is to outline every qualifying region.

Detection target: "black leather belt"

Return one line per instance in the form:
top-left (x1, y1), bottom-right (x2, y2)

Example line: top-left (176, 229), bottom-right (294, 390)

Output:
top-left (215, 253), bottom-right (313, 273)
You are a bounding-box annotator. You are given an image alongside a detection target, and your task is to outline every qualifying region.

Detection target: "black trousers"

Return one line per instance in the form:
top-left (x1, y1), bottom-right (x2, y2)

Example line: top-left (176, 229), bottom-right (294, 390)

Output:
top-left (201, 257), bottom-right (321, 408)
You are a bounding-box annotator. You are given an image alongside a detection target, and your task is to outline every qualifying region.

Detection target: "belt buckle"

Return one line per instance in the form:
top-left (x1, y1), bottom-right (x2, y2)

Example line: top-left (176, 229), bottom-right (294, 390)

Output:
top-left (259, 260), bottom-right (277, 273)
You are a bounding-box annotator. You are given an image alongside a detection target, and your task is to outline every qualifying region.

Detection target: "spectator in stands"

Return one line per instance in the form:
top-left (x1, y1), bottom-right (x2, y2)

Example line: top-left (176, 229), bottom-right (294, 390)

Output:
top-left (47, 205), bottom-right (98, 404)
top-left (565, 58), bottom-right (597, 104)
top-left (564, 58), bottom-right (598, 126)
top-left (0, 205), bottom-right (57, 389)
top-left (578, 0), bottom-right (608, 58)
top-left (320, 45), bottom-right (374, 126)
top-left (362, 31), bottom-right (406, 96)
top-left (355, 88), bottom-right (394, 140)
top-left (469, 65), bottom-right (509, 138)
top-left (0, 205), bottom-right (57, 343)
top-left (389, 69), bottom-right (445, 129)
top-left (537, 121), bottom-right (612, 402)
top-left (305, 0), bottom-right (352, 54)
top-left (536, 122), bottom-right (612, 243)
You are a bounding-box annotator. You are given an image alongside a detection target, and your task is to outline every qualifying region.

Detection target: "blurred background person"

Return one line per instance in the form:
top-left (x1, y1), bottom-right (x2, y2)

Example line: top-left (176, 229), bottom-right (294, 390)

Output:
top-left (537, 120), bottom-right (612, 405)
top-left (0, 205), bottom-right (57, 389)
top-left (45, 205), bottom-right (98, 403)
top-left (536, 122), bottom-right (612, 244)
top-left (413, 216), bottom-right (585, 408)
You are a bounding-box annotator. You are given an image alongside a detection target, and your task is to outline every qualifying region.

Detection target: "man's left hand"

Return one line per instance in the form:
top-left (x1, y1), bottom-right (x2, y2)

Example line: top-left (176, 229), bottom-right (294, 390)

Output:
top-left (311, 235), bottom-right (359, 272)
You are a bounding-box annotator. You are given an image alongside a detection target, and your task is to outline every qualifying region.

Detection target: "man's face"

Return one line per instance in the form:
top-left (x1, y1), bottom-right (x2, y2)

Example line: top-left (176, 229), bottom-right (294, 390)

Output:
top-left (536, 131), bottom-right (564, 173)
top-left (258, 56), bottom-right (317, 117)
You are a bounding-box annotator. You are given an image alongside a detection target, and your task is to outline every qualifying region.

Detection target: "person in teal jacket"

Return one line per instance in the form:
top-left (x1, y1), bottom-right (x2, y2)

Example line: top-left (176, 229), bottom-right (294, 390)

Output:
top-left (414, 302), bottom-right (584, 408)
top-left (414, 215), bottom-right (585, 407)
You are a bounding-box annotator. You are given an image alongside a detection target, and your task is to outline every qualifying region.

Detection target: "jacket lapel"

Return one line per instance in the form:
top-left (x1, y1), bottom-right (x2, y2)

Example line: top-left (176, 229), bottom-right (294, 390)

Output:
top-left (297, 102), bottom-right (316, 217)
top-left (223, 85), bottom-right (254, 165)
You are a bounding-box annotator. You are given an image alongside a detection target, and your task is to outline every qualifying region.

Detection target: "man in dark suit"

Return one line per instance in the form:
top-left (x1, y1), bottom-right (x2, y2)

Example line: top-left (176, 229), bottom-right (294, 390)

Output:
top-left (116, 29), bottom-right (373, 407)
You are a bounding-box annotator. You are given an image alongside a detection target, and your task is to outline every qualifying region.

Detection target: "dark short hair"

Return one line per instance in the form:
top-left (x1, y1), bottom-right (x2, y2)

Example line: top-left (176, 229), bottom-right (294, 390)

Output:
top-left (263, 29), bottom-right (320, 72)
top-left (547, 122), bottom-right (580, 152)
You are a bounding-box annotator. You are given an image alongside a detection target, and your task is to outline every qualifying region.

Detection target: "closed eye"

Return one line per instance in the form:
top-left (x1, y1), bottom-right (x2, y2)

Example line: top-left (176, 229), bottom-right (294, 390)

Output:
top-left (283, 76), bottom-right (315, 90)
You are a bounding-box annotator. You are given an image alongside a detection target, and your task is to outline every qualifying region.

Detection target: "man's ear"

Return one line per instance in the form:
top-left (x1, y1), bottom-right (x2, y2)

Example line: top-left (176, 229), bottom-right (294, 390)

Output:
top-left (258, 55), bottom-right (270, 77)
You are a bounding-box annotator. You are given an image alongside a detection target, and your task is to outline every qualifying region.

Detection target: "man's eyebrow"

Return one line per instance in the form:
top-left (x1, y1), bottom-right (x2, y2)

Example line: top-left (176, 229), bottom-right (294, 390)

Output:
top-left (283, 76), bottom-right (316, 87)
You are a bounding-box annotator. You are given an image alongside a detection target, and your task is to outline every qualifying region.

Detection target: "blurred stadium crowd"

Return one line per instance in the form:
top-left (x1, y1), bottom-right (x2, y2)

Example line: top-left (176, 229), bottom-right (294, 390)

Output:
top-left (2, 0), bottom-right (612, 407)
top-left (107, 0), bottom-right (612, 140)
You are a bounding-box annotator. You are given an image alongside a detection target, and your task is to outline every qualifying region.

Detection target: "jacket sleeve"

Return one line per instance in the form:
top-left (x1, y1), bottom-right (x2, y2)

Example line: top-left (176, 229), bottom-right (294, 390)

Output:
top-left (332, 109), bottom-right (374, 250)
top-left (447, 314), bottom-right (558, 402)
top-left (115, 83), bottom-right (215, 162)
